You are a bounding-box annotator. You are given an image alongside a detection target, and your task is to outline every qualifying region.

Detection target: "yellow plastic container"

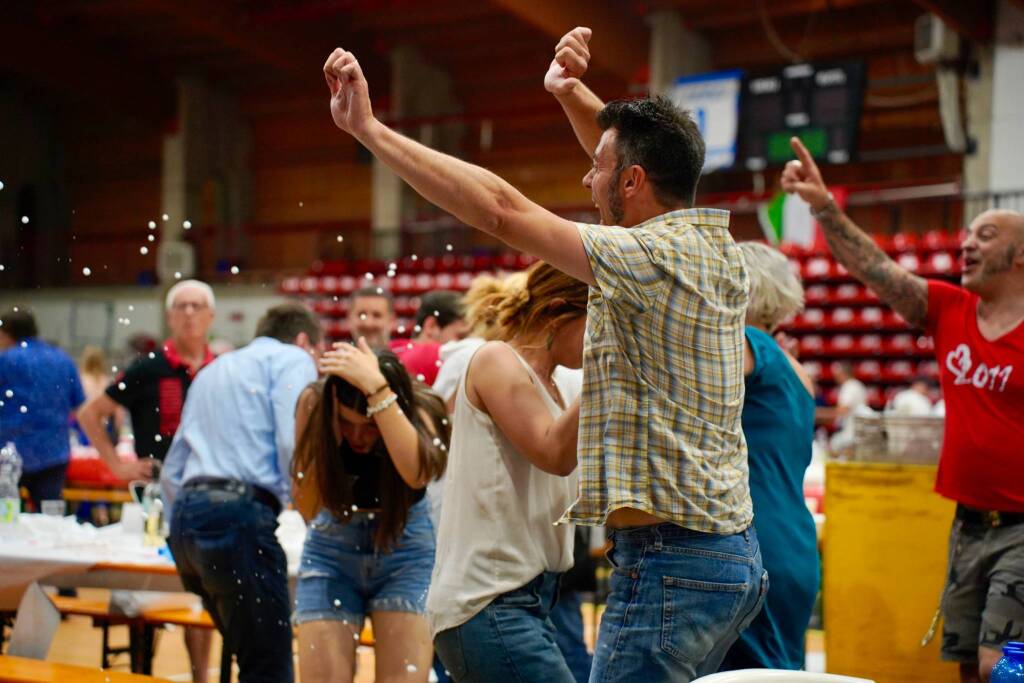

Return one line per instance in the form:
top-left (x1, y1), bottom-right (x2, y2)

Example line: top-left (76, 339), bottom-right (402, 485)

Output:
top-left (824, 461), bottom-right (959, 682)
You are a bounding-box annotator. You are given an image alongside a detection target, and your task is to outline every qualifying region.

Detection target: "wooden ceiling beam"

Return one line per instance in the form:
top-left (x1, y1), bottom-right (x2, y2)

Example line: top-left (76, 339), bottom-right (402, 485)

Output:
top-left (487, 0), bottom-right (648, 81)
top-left (713, 23), bottom-right (912, 67)
top-left (350, 3), bottom-right (496, 31)
top-left (0, 18), bottom-right (174, 125)
top-left (684, 0), bottom-right (890, 30)
top-left (910, 0), bottom-right (994, 42)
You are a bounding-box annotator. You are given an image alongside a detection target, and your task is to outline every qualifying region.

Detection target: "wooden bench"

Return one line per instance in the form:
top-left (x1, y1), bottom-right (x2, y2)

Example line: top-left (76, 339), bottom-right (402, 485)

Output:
top-left (49, 595), bottom-right (216, 676)
top-left (0, 655), bottom-right (171, 682)
top-left (63, 488), bottom-right (133, 504)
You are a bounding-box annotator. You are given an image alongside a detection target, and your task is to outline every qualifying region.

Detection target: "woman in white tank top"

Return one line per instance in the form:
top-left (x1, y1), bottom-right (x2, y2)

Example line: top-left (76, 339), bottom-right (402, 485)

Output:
top-left (428, 262), bottom-right (589, 683)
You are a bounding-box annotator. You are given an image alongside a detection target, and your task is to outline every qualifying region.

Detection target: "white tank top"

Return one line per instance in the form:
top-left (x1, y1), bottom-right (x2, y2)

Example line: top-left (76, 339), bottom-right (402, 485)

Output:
top-left (426, 343), bottom-right (577, 637)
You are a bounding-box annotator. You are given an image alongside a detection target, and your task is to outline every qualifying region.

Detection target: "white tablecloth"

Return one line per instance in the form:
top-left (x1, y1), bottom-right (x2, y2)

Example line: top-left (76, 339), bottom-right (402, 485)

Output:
top-left (0, 511), bottom-right (308, 658)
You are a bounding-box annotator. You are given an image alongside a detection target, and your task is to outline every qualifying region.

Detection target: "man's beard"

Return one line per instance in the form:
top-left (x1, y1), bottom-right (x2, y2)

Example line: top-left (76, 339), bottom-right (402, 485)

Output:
top-left (979, 243), bottom-right (1019, 280)
top-left (607, 169), bottom-right (625, 225)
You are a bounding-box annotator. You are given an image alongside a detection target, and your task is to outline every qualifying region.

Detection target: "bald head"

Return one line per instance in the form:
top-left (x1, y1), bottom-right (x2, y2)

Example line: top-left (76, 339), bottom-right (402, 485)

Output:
top-left (961, 209), bottom-right (1024, 297)
top-left (972, 209), bottom-right (1024, 238)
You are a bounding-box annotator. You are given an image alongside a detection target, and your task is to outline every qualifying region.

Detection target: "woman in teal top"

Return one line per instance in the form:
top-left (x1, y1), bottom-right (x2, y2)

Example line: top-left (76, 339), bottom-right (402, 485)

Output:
top-left (721, 242), bottom-right (820, 671)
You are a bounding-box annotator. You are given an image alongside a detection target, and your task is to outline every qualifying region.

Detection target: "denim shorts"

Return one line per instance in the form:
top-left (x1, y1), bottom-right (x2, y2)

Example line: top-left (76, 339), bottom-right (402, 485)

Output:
top-left (293, 497), bottom-right (436, 627)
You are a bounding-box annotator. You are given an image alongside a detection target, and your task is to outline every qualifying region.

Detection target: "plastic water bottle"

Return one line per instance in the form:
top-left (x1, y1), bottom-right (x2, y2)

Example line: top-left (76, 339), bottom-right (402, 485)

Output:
top-left (141, 480), bottom-right (164, 547)
top-left (992, 642), bottom-right (1024, 682)
top-left (0, 442), bottom-right (23, 523)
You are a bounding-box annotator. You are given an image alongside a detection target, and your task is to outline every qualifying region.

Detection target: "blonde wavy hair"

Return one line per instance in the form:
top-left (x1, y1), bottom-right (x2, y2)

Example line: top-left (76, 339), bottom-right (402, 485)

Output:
top-left (740, 241), bottom-right (804, 332)
top-left (490, 262), bottom-right (588, 343)
top-left (461, 270), bottom-right (529, 340)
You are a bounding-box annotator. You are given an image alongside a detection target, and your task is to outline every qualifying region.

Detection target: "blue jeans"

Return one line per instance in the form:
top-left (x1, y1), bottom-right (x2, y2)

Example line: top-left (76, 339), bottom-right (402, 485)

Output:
top-left (293, 499), bottom-right (435, 626)
top-left (551, 589), bottom-right (593, 683)
top-left (434, 571), bottom-right (575, 683)
top-left (168, 486), bottom-right (292, 683)
top-left (590, 524), bottom-right (767, 683)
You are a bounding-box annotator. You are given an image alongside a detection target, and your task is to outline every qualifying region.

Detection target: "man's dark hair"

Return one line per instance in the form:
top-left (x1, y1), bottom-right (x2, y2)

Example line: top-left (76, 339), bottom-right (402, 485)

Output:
top-left (0, 308), bottom-right (38, 341)
top-left (349, 285), bottom-right (394, 313)
top-left (597, 96), bottom-right (705, 206)
top-left (255, 303), bottom-right (322, 344)
top-left (415, 290), bottom-right (464, 329)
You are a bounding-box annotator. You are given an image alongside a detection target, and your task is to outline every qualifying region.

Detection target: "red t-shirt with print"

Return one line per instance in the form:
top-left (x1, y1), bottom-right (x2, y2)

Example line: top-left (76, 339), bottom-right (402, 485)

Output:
top-left (927, 280), bottom-right (1024, 511)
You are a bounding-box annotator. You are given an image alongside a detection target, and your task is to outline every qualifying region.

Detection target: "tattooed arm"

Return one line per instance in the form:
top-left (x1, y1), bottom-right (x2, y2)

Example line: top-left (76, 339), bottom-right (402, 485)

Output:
top-left (781, 137), bottom-right (929, 328)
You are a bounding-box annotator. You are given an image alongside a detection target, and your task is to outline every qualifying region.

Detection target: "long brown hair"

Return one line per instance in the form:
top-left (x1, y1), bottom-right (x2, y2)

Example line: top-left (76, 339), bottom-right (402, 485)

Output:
top-left (291, 350), bottom-right (447, 548)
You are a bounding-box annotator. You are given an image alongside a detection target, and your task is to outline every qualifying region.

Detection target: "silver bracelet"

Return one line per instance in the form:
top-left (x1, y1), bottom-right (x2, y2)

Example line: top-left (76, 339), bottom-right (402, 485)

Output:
top-left (811, 193), bottom-right (837, 220)
top-left (366, 392), bottom-right (398, 417)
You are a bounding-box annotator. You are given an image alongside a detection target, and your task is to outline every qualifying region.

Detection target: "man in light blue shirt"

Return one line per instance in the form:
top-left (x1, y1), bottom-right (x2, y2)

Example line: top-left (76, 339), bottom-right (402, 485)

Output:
top-left (163, 303), bottom-right (321, 683)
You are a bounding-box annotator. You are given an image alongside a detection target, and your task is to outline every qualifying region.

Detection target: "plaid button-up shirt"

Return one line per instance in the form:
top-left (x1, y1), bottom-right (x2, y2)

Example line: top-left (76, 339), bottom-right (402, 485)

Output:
top-left (561, 208), bottom-right (753, 533)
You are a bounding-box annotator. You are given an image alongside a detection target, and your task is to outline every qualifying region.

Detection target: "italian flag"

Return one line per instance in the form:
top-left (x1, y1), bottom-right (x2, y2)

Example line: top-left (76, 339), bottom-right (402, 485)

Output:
top-left (758, 187), bottom-right (847, 249)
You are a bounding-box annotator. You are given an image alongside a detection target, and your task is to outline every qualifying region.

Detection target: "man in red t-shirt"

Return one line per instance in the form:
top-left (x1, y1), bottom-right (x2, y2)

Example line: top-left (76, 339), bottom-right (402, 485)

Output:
top-left (391, 290), bottom-right (467, 385)
top-left (784, 138), bottom-right (1024, 683)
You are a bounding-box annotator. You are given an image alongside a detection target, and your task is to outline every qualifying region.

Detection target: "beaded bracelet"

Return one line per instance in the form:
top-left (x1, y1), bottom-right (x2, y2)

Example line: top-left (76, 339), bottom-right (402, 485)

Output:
top-left (366, 392), bottom-right (398, 417)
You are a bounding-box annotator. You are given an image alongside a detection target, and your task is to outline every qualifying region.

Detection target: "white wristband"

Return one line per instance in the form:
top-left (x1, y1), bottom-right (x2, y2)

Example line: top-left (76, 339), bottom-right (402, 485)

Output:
top-left (366, 392), bottom-right (398, 417)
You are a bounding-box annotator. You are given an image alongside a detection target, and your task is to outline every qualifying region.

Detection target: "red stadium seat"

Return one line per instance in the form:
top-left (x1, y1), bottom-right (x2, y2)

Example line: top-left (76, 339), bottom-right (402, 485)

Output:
top-left (413, 273), bottom-right (437, 294)
top-left (873, 233), bottom-right (895, 254)
top-left (803, 257), bottom-right (834, 282)
top-left (299, 276), bottom-right (318, 294)
top-left (829, 307), bottom-right (856, 329)
top-left (799, 335), bottom-right (825, 356)
top-left (885, 334), bottom-right (915, 354)
top-left (921, 250), bottom-right (957, 276)
top-left (882, 310), bottom-right (909, 330)
top-left (892, 232), bottom-right (919, 253)
top-left (318, 275), bottom-right (339, 295)
top-left (473, 254), bottom-right (496, 272)
top-left (882, 360), bottom-right (914, 383)
top-left (859, 307), bottom-right (884, 328)
top-left (400, 255), bottom-right (424, 273)
top-left (393, 274), bottom-right (416, 295)
top-left (896, 252), bottom-right (921, 273)
top-left (454, 271), bottom-right (477, 290)
top-left (792, 308), bottom-right (826, 331)
top-left (865, 385), bottom-right (885, 408)
top-left (855, 360), bottom-right (882, 381)
top-left (918, 359), bottom-right (940, 378)
top-left (394, 296), bottom-right (416, 317)
top-left (280, 276), bottom-right (301, 294)
top-left (833, 283), bottom-right (860, 303)
top-left (804, 285), bottom-right (829, 305)
top-left (827, 334), bottom-right (857, 355)
top-left (921, 229), bottom-right (948, 252)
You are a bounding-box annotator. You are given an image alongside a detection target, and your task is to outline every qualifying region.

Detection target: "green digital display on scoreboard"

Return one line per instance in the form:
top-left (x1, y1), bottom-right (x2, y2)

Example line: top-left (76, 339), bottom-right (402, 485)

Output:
top-left (738, 61), bottom-right (865, 171)
top-left (766, 128), bottom-right (827, 163)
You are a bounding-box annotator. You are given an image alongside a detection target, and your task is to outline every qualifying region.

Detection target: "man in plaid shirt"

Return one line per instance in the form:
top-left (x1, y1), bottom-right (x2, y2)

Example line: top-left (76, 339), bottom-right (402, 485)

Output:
top-left (322, 25), bottom-right (763, 682)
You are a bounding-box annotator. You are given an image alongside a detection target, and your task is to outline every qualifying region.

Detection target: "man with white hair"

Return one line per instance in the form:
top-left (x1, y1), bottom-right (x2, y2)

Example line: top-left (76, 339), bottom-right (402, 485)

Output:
top-left (78, 278), bottom-right (216, 683)
top-left (783, 137), bottom-right (1024, 683)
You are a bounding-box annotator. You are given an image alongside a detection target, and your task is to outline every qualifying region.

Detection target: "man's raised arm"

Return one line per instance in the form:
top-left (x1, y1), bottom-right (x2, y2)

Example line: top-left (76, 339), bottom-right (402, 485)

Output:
top-left (544, 27), bottom-right (604, 158)
top-left (323, 49), bottom-right (595, 286)
top-left (781, 137), bottom-right (929, 328)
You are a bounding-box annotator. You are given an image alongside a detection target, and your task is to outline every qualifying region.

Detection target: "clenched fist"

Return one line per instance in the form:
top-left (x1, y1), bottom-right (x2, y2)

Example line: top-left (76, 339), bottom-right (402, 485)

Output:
top-left (544, 27), bottom-right (592, 96)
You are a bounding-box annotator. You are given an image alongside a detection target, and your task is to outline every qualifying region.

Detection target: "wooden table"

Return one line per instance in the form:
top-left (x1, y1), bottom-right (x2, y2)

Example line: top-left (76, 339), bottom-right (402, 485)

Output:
top-left (0, 655), bottom-right (172, 681)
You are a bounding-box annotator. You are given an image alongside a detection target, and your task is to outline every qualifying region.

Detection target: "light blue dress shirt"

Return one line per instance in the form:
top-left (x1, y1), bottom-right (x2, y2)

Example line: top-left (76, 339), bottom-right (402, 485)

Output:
top-left (161, 337), bottom-right (317, 509)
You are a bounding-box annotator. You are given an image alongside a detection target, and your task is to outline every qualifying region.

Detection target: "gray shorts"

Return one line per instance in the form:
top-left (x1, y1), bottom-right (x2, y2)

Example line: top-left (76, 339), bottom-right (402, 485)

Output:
top-left (941, 515), bottom-right (1024, 661)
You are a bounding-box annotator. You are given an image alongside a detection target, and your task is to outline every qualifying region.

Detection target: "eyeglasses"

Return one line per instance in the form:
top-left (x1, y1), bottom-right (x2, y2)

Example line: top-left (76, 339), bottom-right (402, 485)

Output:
top-left (171, 302), bottom-right (209, 312)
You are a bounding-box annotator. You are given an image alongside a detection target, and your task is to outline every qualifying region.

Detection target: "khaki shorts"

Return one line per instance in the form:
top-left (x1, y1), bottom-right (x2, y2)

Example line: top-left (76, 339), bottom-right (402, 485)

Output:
top-left (941, 516), bottom-right (1024, 661)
